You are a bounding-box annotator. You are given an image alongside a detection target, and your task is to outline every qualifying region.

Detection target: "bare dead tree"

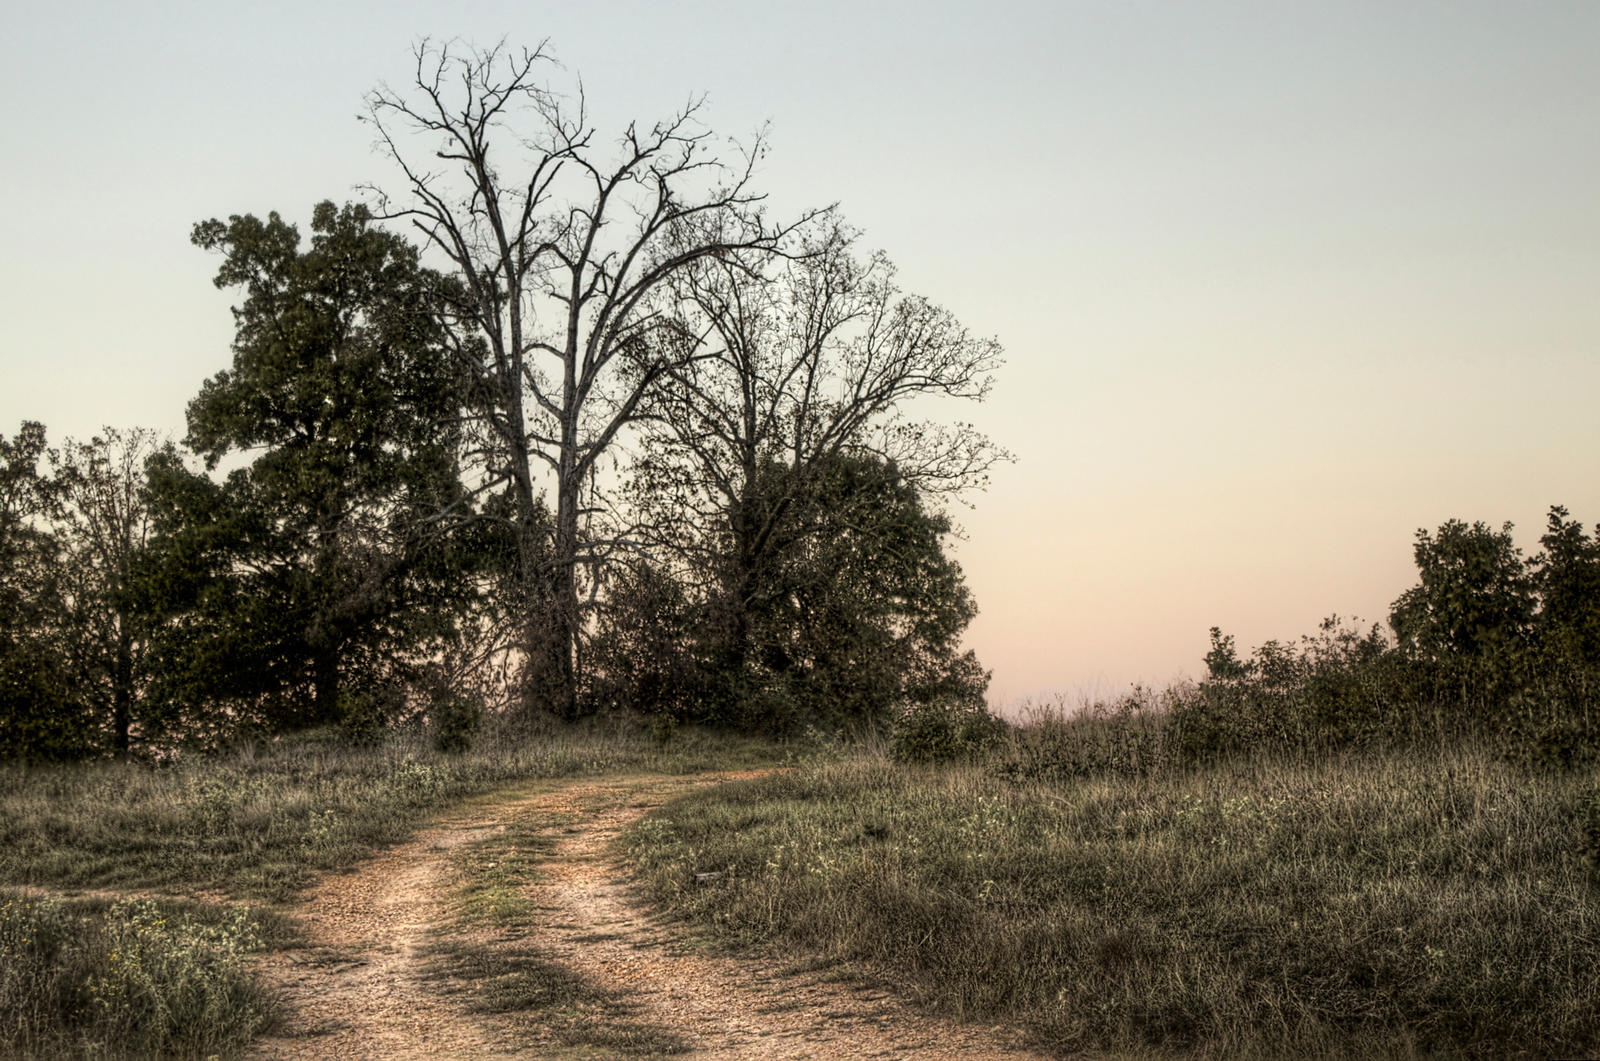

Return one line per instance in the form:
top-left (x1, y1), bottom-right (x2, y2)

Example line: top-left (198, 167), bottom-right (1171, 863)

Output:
top-left (629, 221), bottom-right (1007, 667)
top-left (364, 39), bottom-right (817, 716)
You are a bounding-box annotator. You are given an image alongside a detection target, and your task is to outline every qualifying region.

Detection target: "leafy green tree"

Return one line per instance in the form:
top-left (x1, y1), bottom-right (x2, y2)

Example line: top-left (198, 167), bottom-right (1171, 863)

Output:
top-left (0, 422), bottom-right (95, 760)
top-left (628, 225), bottom-right (1003, 729)
top-left (1532, 505), bottom-right (1600, 666)
top-left (1202, 627), bottom-right (1248, 681)
top-left (0, 423), bottom-right (58, 637)
top-left (584, 561), bottom-right (703, 724)
top-left (757, 455), bottom-right (987, 727)
top-left (1389, 518), bottom-right (1536, 713)
top-left (142, 202), bottom-right (470, 734)
top-left (1390, 520), bottom-right (1534, 658)
top-left (49, 428), bottom-right (162, 753)
top-left (681, 453), bottom-right (987, 730)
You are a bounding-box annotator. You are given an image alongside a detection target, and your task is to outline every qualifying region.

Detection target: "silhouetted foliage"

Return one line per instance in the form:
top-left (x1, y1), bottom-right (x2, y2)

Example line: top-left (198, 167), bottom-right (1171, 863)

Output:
top-left (0, 423), bottom-right (98, 761)
top-left (585, 562), bottom-right (704, 724)
top-left (1390, 518), bottom-right (1537, 709)
top-left (624, 224), bottom-right (1003, 732)
top-left (1176, 619), bottom-right (1397, 761)
top-left (48, 428), bottom-right (163, 754)
top-left (1175, 507), bottom-right (1598, 769)
top-left (1534, 506), bottom-right (1600, 667)
top-left (138, 202), bottom-right (471, 739)
top-left (736, 455), bottom-right (986, 730)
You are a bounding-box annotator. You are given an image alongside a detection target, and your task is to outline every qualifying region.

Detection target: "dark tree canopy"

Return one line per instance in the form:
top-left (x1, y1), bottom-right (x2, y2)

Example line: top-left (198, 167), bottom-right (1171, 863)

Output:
top-left (49, 428), bottom-right (162, 753)
top-left (737, 454), bottom-right (988, 728)
top-left (0, 422), bottom-right (94, 760)
top-left (1389, 519), bottom-right (1536, 689)
top-left (613, 224), bottom-right (1002, 729)
top-left (594, 452), bottom-right (988, 732)
top-left (140, 201), bottom-right (471, 733)
top-left (1533, 506), bottom-right (1600, 667)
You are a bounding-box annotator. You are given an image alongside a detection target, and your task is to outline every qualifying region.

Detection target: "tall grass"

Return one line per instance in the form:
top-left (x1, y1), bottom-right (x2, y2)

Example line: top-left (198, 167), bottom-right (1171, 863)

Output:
top-left (627, 737), bottom-right (1600, 1058)
top-left (0, 719), bottom-right (782, 902)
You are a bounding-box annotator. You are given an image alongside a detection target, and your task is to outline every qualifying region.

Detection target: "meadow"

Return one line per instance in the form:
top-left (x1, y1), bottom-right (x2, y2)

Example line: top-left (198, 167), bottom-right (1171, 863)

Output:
top-left (2, 696), bottom-right (1597, 1057)
top-left (0, 720), bottom-right (779, 1059)
top-left (628, 705), bottom-right (1600, 1059)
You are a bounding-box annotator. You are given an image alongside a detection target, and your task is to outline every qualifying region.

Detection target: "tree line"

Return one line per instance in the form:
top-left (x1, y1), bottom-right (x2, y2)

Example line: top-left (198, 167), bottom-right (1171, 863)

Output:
top-left (0, 41), bottom-right (1005, 760)
top-left (1184, 509), bottom-right (1600, 768)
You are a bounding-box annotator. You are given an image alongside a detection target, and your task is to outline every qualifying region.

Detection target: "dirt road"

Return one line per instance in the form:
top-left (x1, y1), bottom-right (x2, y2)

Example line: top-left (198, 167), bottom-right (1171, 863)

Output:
top-left (249, 773), bottom-right (1048, 1060)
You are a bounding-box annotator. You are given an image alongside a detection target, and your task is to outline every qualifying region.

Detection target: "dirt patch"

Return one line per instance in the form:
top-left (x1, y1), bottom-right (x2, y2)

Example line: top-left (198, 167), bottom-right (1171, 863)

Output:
top-left (249, 772), bottom-right (1048, 1060)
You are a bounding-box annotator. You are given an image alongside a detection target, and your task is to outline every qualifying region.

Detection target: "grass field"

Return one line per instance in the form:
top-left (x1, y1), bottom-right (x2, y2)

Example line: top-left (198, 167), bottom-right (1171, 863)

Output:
top-left (0, 720), bottom-right (780, 1059)
top-left (0, 721), bottom-right (780, 902)
top-left (7, 707), bottom-right (1598, 1058)
top-left (627, 737), bottom-right (1600, 1058)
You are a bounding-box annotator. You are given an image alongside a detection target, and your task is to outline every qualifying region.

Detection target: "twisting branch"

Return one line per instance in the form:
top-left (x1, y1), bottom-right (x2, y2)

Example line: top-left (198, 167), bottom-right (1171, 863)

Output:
top-left (362, 39), bottom-right (824, 716)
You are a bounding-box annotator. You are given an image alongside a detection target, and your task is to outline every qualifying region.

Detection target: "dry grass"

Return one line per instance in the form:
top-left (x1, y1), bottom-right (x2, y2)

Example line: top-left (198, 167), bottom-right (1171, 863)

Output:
top-left (0, 721), bottom-right (782, 902)
top-left (627, 741), bottom-right (1600, 1058)
top-left (0, 720), bottom-right (780, 1058)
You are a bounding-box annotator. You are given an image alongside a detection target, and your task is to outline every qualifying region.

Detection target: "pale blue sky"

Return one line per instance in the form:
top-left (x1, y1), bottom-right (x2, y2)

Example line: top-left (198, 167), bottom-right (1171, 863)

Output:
top-left (4, 1), bottom-right (1597, 706)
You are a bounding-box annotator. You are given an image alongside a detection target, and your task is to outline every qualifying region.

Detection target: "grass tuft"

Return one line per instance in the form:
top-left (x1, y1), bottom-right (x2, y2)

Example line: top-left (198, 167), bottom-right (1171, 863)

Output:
top-left (421, 940), bottom-right (690, 1056)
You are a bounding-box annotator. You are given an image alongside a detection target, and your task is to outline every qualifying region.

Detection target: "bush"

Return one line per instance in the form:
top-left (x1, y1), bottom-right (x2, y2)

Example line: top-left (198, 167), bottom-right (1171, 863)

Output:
top-left (338, 685), bottom-right (404, 748)
top-left (1172, 620), bottom-right (1406, 763)
top-left (0, 644), bottom-right (96, 763)
top-left (1500, 660), bottom-right (1599, 771)
top-left (431, 692), bottom-right (480, 754)
top-left (891, 698), bottom-right (1005, 763)
top-left (0, 893), bottom-right (272, 1058)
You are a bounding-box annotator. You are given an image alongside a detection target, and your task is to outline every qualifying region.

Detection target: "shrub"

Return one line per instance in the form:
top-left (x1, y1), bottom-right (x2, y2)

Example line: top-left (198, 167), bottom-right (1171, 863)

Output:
top-left (891, 697), bottom-right (1005, 763)
top-left (431, 692), bottom-right (480, 754)
top-left (338, 685), bottom-right (403, 748)
top-left (0, 893), bottom-right (272, 1058)
top-left (1172, 619), bottom-right (1402, 762)
top-left (0, 644), bottom-right (96, 763)
top-left (995, 687), bottom-right (1175, 780)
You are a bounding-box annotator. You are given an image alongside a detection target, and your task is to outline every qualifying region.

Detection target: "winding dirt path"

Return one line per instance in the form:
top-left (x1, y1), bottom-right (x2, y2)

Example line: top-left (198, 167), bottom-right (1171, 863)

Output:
top-left (249, 773), bottom-right (1049, 1060)
top-left (246, 795), bottom-right (537, 1059)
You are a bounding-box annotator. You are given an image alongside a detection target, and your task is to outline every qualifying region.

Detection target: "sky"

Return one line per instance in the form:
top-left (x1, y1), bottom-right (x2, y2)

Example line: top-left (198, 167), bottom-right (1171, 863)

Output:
top-left (3, 1), bottom-right (1597, 710)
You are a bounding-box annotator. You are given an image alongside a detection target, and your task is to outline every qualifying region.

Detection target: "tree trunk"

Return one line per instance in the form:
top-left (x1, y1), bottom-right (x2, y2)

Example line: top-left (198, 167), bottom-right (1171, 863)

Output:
top-left (112, 622), bottom-right (133, 755)
top-left (550, 471), bottom-right (581, 719)
top-left (312, 644), bottom-right (340, 728)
